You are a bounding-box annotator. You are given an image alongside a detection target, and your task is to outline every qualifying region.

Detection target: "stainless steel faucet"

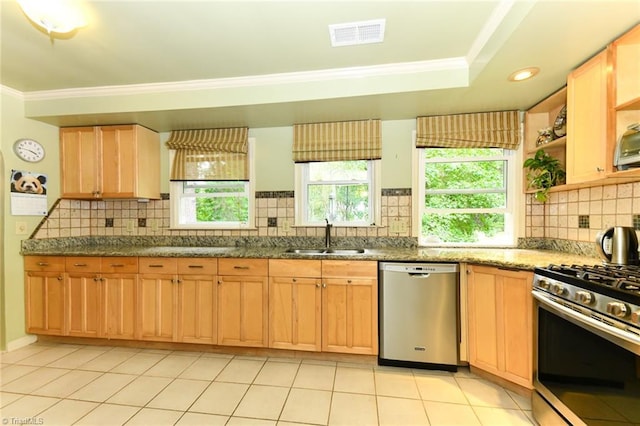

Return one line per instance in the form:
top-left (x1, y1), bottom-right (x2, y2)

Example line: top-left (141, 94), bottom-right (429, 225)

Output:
top-left (325, 218), bottom-right (332, 248)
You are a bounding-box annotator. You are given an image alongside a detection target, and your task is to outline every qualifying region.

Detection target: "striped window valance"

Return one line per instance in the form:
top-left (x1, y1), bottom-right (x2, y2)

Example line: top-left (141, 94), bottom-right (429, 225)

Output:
top-left (416, 111), bottom-right (521, 149)
top-left (293, 119), bottom-right (381, 162)
top-left (166, 127), bottom-right (249, 181)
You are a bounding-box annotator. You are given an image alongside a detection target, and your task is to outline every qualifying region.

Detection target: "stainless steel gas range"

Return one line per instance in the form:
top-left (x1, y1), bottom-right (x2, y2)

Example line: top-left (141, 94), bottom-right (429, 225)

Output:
top-left (532, 264), bottom-right (640, 425)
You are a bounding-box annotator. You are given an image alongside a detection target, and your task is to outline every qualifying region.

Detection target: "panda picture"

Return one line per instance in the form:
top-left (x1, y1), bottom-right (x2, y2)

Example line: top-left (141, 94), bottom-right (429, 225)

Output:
top-left (10, 170), bottom-right (47, 195)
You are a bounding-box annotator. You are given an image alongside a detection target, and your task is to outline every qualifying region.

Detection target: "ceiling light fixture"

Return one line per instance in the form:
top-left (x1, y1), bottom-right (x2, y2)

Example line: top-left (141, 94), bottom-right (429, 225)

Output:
top-left (508, 67), bottom-right (540, 82)
top-left (17, 0), bottom-right (87, 35)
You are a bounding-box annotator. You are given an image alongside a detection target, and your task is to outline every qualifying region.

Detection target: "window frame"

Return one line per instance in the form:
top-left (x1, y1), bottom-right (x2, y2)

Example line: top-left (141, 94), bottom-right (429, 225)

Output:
top-left (413, 139), bottom-right (518, 247)
top-left (294, 160), bottom-right (381, 227)
top-left (169, 138), bottom-right (256, 230)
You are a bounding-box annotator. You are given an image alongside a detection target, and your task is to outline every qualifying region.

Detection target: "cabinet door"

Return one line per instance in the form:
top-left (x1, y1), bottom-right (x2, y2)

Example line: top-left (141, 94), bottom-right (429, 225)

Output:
top-left (566, 49), bottom-right (611, 183)
top-left (99, 126), bottom-right (137, 198)
top-left (467, 265), bottom-right (533, 388)
top-left (25, 271), bottom-right (66, 335)
top-left (467, 266), bottom-right (500, 374)
top-left (179, 274), bottom-right (217, 344)
top-left (103, 274), bottom-right (137, 339)
top-left (60, 127), bottom-right (100, 198)
top-left (322, 277), bottom-right (377, 355)
top-left (501, 271), bottom-right (533, 387)
top-left (67, 272), bottom-right (101, 337)
top-left (269, 276), bottom-right (322, 351)
top-left (218, 275), bottom-right (268, 347)
top-left (138, 274), bottom-right (177, 341)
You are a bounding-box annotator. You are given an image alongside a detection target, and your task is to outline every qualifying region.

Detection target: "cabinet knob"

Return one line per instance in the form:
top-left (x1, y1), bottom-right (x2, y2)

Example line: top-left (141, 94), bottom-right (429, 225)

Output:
top-left (316, 283), bottom-right (320, 288)
top-left (322, 283), bottom-right (327, 288)
top-left (57, 275), bottom-right (63, 281)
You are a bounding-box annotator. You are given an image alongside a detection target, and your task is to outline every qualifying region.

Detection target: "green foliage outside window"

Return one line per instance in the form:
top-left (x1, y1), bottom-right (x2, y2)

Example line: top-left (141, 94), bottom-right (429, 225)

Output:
top-left (187, 181), bottom-right (249, 224)
top-left (423, 148), bottom-right (508, 243)
top-left (306, 161), bottom-right (370, 223)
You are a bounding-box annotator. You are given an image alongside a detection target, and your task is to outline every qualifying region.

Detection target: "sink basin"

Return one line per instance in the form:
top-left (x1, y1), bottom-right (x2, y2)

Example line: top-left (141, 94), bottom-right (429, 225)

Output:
top-left (284, 248), bottom-right (366, 255)
top-left (325, 248), bottom-right (365, 254)
top-left (285, 248), bottom-right (327, 254)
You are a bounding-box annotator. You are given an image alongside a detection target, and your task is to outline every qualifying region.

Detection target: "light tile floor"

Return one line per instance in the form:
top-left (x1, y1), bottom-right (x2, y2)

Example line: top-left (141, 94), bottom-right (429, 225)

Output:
top-left (1, 342), bottom-right (536, 425)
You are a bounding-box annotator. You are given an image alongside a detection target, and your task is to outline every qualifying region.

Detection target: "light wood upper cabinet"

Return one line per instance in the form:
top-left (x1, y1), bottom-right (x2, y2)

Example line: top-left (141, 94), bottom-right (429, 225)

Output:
top-left (321, 260), bottom-right (378, 355)
top-left (269, 259), bottom-right (322, 352)
top-left (613, 24), bottom-right (640, 109)
top-left (467, 264), bottom-right (533, 389)
top-left (566, 49), bottom-right (613, 184)
top-left (217, 259), bottom-right (269, 348)
top-left (60, 124), bottom-right (160, 200)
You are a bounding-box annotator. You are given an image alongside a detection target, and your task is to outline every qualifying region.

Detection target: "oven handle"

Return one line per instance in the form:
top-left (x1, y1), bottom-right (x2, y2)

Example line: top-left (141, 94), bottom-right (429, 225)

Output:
top-left (533, 290), bottom-right (640, 347)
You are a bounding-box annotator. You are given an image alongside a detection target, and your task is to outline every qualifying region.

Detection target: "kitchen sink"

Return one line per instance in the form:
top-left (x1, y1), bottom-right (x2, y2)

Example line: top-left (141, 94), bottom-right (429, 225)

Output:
top-left (284, 248), bottom-right (366, 255)
top-left (325, 248), bottom-right (365, 254)
top-left (285, 248), bottom-right (327, 254)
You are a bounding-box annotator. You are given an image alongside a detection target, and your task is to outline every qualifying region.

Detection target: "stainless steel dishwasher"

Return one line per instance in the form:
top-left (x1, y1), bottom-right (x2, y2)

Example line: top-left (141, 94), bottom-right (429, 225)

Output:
top-left (379, 262), bottom-right (459, 371)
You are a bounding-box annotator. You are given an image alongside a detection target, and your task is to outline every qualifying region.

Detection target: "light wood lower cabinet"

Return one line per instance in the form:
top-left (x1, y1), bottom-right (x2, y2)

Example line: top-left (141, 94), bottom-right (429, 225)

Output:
top-left (177, 258), bottom-right (218, 345)
top-left (138, 257), bottom-right (218, 343)
top-left (321, 260), bottom-right (378, 355)
top-left (24, 255), bottom-right (377, 356)
top-left (102, 273), bottom-right (137, 339)
top-left (269, 259), bottom-right (322, 351)
top-left (466, 264), bottom-right (533, 388)
top-left (218, 258), bottom-right (269, 347)
top-left (24, 256), bottom-right (66, 335)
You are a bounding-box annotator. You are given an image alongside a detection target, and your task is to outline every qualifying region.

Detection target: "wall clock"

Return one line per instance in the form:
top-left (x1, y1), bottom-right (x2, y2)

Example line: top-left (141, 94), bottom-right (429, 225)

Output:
top-left (13, 138), bottom-right (45, 162)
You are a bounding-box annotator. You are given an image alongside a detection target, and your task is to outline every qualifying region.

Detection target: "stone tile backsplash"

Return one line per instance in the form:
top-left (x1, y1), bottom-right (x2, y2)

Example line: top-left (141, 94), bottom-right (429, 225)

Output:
top-left (525, 181), bottom-right (640, 243)
top-left (32, 189), bottom-right (413, 240)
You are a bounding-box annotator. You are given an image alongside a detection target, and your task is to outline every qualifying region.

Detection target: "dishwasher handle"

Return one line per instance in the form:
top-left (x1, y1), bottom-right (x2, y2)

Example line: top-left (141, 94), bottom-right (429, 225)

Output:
top-left (408, 273), bottom-right (431, 278)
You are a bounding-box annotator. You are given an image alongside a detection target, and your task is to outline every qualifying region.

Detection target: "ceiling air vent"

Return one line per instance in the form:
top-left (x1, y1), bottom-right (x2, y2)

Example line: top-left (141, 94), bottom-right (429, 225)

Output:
top-left (329, 19), bottom-right (385, 47)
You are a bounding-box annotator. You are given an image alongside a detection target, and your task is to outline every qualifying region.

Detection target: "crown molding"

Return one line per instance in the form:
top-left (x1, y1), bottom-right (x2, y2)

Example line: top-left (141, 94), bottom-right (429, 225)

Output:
top-left (23, 57), bottom-right (468, 101)
top-left (0, 85), bottom-right (25, 99)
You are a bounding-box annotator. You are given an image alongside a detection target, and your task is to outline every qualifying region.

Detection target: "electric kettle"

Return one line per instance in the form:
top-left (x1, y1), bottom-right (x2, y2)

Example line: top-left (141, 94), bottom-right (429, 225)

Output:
top-left (595, 226), bottom-right (640, 265)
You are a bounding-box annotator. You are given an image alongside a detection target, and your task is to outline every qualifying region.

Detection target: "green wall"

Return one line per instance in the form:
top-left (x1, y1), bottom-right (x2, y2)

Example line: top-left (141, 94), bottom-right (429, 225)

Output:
top-left (1, 89), bottom-right (60, 350)
top-left (0, 89), bottom-right (415, 349)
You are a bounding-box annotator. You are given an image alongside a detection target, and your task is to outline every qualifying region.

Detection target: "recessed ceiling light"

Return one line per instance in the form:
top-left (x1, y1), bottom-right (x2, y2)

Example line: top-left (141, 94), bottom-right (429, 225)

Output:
top-left (508, 67), bottom-right (540, 82)
top-left (329, 19), bottom-right (386, 47)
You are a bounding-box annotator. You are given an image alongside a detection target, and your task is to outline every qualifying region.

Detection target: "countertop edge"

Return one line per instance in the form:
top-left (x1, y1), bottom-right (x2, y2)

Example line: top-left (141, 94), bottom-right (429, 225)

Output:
top-left (20, 246), bottom-right (600, 271)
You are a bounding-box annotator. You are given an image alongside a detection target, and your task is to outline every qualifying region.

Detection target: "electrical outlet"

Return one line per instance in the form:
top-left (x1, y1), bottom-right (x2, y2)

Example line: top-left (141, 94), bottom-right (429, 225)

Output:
top-left (150, 218), bottom-right (160, 232)
top-left (281, 219), bottom-right (291, 232)
top-left (126, 219), bottom-right (135, 232)
top-left (16, 221), bottom-right (28, 235)
top-left (389, 218), bottom-right (401, 233)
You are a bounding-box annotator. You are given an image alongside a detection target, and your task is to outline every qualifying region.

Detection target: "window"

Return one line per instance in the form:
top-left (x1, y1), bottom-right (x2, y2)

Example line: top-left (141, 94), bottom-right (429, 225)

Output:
top-left (416, 147), bottom-right (516, 246)
top-left (295, 160), bottom-right (380, 226)
top-left (170, 139), bottom-right (255, 229)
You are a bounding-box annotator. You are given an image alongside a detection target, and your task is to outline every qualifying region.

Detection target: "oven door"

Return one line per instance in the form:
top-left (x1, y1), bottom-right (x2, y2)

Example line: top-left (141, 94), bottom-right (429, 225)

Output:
top-left (533, 290), bottom-right (640, 426)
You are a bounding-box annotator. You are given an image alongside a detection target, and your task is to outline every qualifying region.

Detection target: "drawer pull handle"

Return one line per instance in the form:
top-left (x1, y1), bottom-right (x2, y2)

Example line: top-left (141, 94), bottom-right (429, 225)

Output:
top-left (74, 263), bottom-right (88, 267)
top-left (110, 264), bottom-right (125, 268)
top-left (188, 265), bottom-right (204, 269)
top-left (234, 266), bottom-right (250, 270)
top-left (37, 262), bottom-right (49, 266)
top-left (148, 264), bottom-right (164, 268)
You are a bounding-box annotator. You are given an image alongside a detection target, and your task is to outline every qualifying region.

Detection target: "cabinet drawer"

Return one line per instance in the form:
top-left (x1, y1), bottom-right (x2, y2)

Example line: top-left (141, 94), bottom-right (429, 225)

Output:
top-left (24, 256), bottom-right (65, 272)
top-left (269, 259), bottom-right (321, 277)
top-left (322, 260), bottom-right (377, 278)
top-left (177, 258), bottom-right (217, 275)
top-left (101, 257), bottom-right (138, 273)
top-left (218, 258), bottom-right (268, 276)
top-left (65, 257), bottom-right (102, 272)
top-left (139, 257), bottom-right (178, 274)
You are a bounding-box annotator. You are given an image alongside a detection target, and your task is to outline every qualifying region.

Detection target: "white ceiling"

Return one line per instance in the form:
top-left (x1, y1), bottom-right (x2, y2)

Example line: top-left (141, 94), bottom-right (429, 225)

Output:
top-left (1, 0), bottom-right (639, 132)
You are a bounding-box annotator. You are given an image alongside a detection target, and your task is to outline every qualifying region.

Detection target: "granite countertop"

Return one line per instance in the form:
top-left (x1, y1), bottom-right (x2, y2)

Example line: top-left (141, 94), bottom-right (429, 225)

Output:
top-left (21, 237), bottom-right (600, 271)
